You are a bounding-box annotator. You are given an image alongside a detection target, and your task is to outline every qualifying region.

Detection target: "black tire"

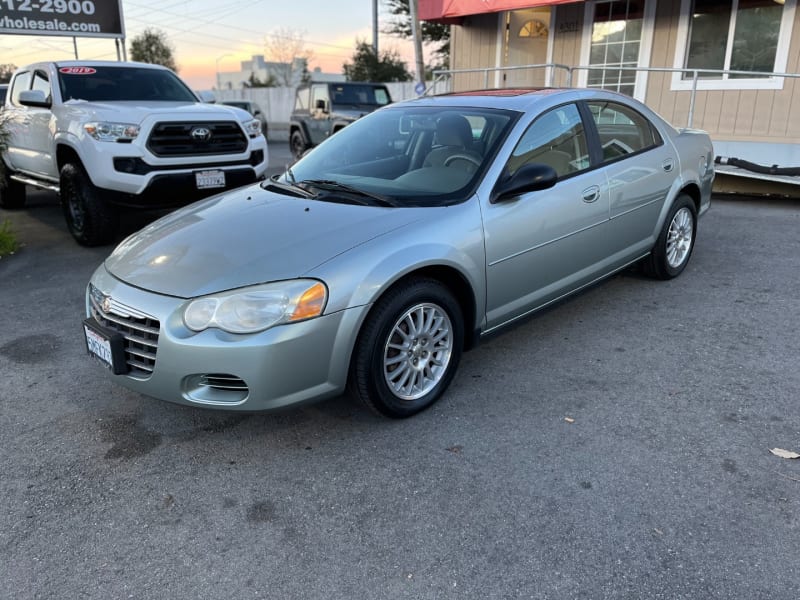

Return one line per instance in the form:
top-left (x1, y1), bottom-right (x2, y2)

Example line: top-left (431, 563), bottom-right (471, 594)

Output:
top-left (0, 167), bottom-right (26, 209)
top-left (290, 130), bottom-right (308, 160)
top-left (348, 278), bottom-right (464, 418)
top-left (642, 193), bottom-right (697, 280)
top-left (60, 162), bottom-right (118, 246)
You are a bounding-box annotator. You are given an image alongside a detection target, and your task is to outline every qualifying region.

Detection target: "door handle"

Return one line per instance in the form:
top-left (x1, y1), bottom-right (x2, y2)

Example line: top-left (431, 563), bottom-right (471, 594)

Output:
top-left (582, 185), bottom-right (600, 203)
top-left (662, 158), bottom-right (675, 172)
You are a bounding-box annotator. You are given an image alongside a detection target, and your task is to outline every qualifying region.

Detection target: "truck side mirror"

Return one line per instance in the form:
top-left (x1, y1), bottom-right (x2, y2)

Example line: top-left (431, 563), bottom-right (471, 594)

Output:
top-left (19, 89), bottom-right (51, 108)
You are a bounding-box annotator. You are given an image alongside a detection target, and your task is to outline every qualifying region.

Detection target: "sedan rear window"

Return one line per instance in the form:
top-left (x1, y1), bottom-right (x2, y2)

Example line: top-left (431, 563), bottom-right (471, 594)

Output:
top-left (587, 101), bottom-right (663, 161)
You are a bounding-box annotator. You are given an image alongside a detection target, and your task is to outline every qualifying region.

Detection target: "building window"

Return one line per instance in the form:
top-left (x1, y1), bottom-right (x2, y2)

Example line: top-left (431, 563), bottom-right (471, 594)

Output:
top-left (685, 0), bottom-right (784, 79)
top-left (586, 0), bottom-right (646, 97)
top-left (672, 0), bottom-right (796, 90)
top-left (579, 0), bottom-right (656, 100)
top-left (519, 19), bottom-right (548, 38)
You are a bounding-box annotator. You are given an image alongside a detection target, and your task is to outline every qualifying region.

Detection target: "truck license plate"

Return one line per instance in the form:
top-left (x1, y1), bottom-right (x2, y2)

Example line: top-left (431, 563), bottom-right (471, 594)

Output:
top-left (195, 170), bottom-right (226, 189)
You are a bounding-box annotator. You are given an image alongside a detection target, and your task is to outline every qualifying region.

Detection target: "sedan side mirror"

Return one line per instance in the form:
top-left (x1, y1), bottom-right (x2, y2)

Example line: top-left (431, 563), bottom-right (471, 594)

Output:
top-left (491, 163), bottom-right (558, 203)
top-left (19, 89), bottom-right (51, 108)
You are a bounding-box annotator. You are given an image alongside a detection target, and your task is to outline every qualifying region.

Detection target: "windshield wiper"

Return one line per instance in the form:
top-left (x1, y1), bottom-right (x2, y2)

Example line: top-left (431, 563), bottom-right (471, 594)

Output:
top-left (298, 180), bottom-right (397, 207)
top-left (262, 173), bottom-right (315, 198)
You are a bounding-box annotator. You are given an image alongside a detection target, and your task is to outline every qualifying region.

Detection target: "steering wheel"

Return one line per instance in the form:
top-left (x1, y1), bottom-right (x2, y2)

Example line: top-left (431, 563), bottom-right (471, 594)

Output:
top-left (444, 153), bottom-right (481, 168)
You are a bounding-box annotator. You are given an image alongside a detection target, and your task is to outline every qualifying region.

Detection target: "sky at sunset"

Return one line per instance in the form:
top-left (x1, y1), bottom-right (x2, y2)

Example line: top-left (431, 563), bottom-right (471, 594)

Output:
top-left (0, 0), bottom-right (423, 89)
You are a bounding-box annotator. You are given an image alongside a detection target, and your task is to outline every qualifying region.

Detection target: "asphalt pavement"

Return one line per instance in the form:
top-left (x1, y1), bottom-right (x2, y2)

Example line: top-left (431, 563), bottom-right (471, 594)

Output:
top-left (1, 154), bottom-right (799, 599)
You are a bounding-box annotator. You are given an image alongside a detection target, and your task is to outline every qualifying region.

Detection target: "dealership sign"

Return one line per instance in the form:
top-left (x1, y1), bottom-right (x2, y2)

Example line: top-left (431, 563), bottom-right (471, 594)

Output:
top-left (0, 0), bottom-right (124, 39)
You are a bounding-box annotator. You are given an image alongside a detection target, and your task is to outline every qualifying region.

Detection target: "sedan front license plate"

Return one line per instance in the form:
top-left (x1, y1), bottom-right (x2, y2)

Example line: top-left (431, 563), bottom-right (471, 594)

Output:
top-left (195, 169), bottom-right (226, 189)
top-left (83, 318), bottom-right (129, 375)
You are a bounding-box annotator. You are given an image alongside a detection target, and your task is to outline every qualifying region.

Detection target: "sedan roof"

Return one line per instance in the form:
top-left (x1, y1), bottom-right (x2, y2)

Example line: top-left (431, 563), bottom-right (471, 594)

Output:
top-left (403, 87), bottom-right (639, 113)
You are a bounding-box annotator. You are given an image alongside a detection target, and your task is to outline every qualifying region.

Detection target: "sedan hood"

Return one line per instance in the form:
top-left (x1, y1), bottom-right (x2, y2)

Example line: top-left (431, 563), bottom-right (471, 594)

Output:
top-left (105, 185), bottom-right (424, 298)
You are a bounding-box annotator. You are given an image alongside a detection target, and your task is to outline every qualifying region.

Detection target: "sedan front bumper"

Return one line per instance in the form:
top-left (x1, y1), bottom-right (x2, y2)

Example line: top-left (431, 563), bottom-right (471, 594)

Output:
top-left (86, 265), bottom-right (366, 411)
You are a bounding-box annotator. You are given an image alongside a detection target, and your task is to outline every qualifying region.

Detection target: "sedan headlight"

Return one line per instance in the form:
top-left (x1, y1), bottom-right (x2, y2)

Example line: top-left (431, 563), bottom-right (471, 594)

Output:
top-left (84, 121), bottom-right (140, 142)
top-left (244, 118), bottom-right (262, 138)
top-left (183, 280), bottom-right (327, 334)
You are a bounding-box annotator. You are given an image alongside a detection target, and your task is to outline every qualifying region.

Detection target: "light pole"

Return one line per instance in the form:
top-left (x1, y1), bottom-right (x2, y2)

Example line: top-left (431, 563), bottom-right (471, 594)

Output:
top-left (372, 0), bottom-right (378, 56)
top-left (215, 53), bottom-right (232, 90)
top-left (409, 0), bottom-right (424, 89)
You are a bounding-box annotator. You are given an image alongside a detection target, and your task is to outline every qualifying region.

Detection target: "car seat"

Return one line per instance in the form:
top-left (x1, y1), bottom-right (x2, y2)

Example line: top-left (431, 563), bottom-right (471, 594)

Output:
top-left (423, 114), bottom-right (483, 170)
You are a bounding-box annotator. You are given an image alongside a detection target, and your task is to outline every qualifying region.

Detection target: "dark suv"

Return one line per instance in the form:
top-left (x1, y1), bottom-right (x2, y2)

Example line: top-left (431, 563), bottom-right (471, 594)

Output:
top-left (221, 100), bottom-right (268, 137)
top-left (289, 82), bottom-right (391, 158)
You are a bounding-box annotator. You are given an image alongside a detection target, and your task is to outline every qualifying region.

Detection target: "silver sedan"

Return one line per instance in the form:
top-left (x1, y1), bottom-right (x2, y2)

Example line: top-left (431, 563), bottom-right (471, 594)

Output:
top-left (84, 88), bottom-right (714, 418)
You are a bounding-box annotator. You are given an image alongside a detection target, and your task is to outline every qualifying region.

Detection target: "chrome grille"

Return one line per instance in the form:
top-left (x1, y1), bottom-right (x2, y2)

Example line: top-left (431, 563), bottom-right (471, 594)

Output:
top-left (147, 121), bottom-right (248, 157)
top-left (89, 290), bottom-right (160, 377)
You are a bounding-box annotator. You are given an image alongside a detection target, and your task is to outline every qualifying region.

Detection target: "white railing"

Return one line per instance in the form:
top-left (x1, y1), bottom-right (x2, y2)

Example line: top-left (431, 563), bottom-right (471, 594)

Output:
top-left (430, 64), bottom-right (800, 128)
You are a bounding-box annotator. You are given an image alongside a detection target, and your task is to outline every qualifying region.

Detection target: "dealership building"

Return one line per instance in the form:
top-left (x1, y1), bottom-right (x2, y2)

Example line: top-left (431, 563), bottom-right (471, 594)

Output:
top-left (421, 0), bottom-right (800, 193)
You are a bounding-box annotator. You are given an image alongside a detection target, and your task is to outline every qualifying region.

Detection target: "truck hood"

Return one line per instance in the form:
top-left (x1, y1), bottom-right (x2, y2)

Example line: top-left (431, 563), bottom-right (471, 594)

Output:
top-left (61, 100), bottom-right (251, 124)
top-left (104, 184), bottom-right (425, 298)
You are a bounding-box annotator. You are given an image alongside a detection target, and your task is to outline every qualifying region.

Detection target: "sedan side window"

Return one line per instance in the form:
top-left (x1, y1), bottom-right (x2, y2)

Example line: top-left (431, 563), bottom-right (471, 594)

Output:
top-left (505, 104), bottom-right (590, 179)
top-left (587, 101), bottom-right (663, 162)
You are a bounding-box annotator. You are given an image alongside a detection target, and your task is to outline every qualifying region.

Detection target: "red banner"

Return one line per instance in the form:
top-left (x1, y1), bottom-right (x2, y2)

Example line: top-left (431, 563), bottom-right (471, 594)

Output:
top-left (420, 0), bottom-right (580, 21)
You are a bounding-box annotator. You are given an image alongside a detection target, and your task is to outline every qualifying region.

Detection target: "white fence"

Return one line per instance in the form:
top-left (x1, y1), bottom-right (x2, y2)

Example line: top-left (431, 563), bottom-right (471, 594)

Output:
top-left (212, 82), bottom-right (422, 142)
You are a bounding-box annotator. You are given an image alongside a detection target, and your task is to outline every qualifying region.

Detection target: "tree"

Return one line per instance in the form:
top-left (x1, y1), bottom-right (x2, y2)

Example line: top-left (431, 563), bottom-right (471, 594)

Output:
top-left (0, 64), bottom-right (16, 83)
top-left (343, 41), bottom-right (412, 82)
top-left (383, 0), bottom-right (450, 71)
top-left (265, 28), bottom-right (313, 86)
top-left (130, 28), bottom-right (177, 72)
top-left (246, 72), bottom-right (277, 88)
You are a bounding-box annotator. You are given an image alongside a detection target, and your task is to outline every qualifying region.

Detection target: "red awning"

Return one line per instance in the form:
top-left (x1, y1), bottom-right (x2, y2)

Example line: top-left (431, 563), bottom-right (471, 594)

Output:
top-left (419, 0), bottom-right (580, 22)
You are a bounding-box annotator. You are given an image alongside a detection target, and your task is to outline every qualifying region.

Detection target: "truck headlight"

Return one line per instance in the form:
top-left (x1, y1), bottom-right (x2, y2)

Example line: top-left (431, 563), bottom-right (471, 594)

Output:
top-left (84, 122), bottom-right (140, 142)
top-left (244, 118), bottom-right (262, 138)
top-left (183, 280), bottom-right (327, 334)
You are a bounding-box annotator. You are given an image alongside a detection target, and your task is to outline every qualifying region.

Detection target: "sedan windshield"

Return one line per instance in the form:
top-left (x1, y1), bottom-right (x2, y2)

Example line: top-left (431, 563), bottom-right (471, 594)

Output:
top-left (57, 66), bottom-right (198, 102)
top-left (282, 105), bottom-right (519, 206)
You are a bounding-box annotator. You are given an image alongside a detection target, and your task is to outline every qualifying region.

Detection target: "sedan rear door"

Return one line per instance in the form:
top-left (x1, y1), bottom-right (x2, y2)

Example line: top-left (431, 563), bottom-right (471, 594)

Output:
top-left (584, 100), bottom-right (678, 259)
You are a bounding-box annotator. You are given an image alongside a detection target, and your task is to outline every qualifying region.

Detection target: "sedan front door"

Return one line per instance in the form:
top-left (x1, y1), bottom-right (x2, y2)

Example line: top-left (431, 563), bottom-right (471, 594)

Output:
top-left (482, 103), bottom-right (611, 330)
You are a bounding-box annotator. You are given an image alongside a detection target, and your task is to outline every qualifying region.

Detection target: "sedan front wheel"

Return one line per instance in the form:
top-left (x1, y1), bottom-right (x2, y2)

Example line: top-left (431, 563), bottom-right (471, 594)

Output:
top-left (349, 278), bottom-right (464, 418)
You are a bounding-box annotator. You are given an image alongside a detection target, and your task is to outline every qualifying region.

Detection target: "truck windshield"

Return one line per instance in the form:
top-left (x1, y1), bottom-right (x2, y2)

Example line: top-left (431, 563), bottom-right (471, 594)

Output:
top-left (57, 66), bottom-right (198, 102)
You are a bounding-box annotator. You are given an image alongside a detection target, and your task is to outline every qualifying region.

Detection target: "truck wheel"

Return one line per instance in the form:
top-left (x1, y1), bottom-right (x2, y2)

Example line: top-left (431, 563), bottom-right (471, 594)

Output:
top-left (60, 162), bottom-right (118, 246)
top-left (0, 168), bottom-right (26, 209)
top-left (290, 130), bottom-right (309, 159)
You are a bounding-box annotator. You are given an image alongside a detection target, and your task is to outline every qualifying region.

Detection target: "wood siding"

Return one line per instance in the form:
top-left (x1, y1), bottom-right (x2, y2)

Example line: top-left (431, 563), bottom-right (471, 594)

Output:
top-left (449, 1), bottom-right (800, 145)
top-left (642, 1), bottom-right (800, 142)
top-left (550, 3), bottom-right (584, 87)
top-left (451, 14), bottom-right (501, 91)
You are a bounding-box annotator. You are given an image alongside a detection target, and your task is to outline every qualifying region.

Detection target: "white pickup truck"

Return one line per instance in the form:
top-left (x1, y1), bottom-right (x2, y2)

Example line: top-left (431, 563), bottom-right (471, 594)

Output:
top-left (0, 61), bottom-right (268, 245)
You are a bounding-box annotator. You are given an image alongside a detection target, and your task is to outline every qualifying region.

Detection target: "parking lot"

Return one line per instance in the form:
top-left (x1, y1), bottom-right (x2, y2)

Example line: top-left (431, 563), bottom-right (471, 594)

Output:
top-left (1, 153), bottom-right (799, 598)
